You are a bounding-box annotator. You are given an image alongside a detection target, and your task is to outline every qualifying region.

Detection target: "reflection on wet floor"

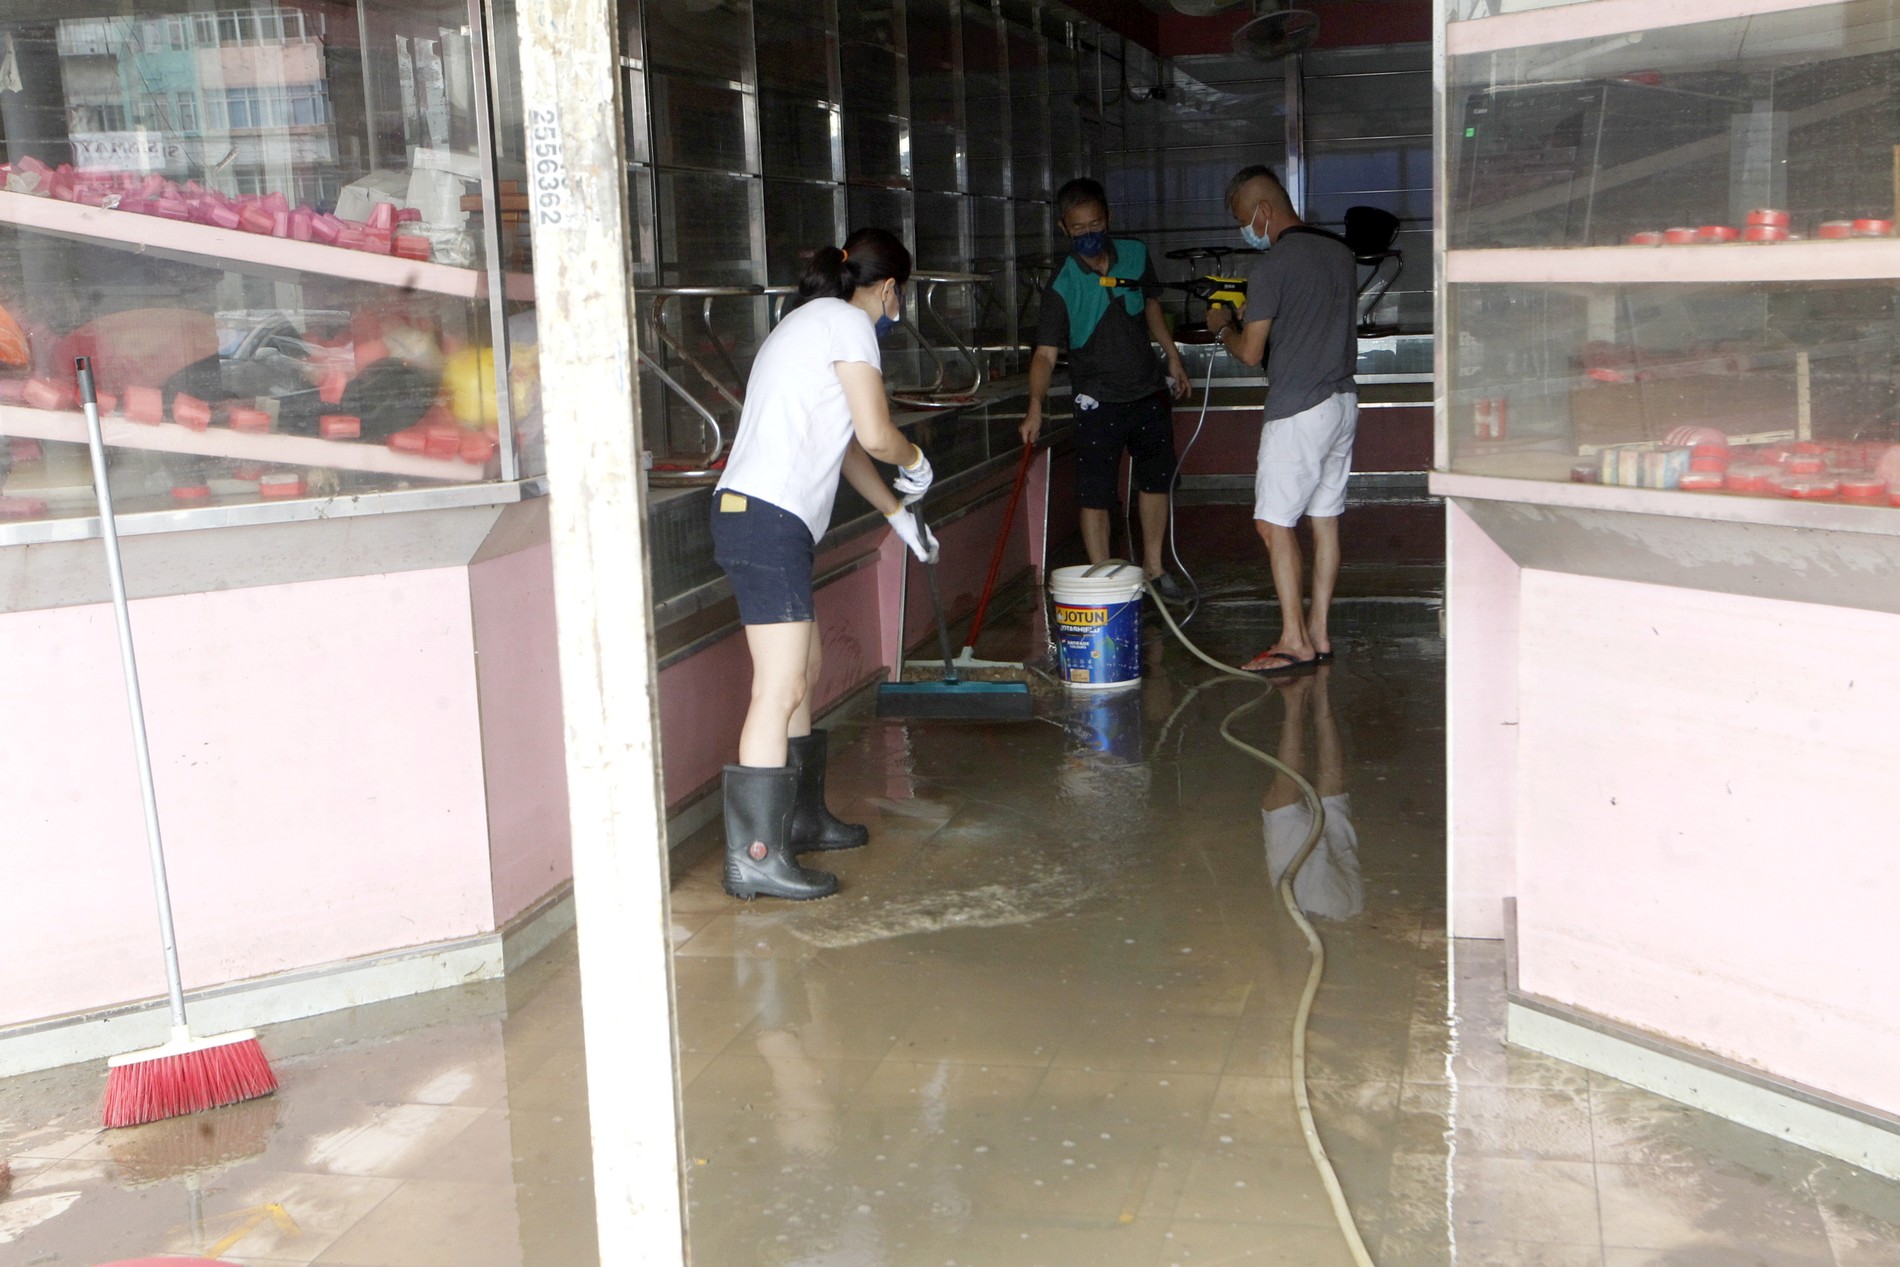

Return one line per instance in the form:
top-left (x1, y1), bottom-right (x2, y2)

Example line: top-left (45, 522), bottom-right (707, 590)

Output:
top-left (1, 577), bottom-right (1895, 1265)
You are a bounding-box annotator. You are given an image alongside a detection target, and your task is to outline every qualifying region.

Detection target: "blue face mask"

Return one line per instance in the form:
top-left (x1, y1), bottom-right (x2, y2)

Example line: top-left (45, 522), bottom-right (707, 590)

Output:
top-left (1071, 230), bottom-right (1111, 258)
top-left (875, 297), bottom-right (901, 339)
top-left (1239, 207), bottom-right (1272, 251)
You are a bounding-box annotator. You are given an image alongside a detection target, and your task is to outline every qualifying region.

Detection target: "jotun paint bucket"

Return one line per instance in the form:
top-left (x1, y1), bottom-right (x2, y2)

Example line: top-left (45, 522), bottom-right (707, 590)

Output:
top-left (1049, 563), bottom-right (1145, 690)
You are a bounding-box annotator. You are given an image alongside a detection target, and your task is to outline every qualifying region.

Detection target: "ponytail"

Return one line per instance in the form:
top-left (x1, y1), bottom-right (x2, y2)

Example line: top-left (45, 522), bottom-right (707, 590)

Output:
top-left (791, 227), bottom-right (913, 310)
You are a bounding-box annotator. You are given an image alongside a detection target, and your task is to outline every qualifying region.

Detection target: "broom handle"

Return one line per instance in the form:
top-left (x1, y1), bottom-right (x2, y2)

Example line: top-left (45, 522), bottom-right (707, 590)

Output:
top-left (965, 440), bottom-right (1034, 651)
top-left (77, 358), bottom-right (189, 1031)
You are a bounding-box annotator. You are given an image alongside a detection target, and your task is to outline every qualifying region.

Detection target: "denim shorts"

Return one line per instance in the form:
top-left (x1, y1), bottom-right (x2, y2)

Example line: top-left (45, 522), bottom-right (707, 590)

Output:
top-left (711, 491), bottom-right (817, 625)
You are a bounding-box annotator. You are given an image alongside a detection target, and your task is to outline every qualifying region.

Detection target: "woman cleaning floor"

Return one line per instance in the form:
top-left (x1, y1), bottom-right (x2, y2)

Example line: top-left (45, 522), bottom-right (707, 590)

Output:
top-left (710, 226), bottom-right (938, 901)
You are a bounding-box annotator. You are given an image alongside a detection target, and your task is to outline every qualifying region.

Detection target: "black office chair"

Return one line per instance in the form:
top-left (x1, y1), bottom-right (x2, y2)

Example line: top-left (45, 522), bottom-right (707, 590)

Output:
top-left (1342, 205), bottom-right (1403, 335)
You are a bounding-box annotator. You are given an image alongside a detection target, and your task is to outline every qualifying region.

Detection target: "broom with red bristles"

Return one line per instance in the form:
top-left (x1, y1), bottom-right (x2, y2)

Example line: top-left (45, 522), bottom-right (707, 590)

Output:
top-left (76, 357), bottom-right (278, 1128)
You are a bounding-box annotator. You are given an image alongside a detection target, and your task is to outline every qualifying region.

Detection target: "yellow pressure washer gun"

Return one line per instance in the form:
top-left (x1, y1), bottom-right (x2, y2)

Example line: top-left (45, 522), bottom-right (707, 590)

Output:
top-left (1099, 272), bottom-right (1248, 314)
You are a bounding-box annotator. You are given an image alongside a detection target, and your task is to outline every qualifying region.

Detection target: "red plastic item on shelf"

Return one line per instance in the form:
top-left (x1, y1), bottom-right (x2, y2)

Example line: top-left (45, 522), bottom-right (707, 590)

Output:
top-left (1690, 456), bottom-right (1728, 473)
top-left (208, 202), bottom-right (242, 231)
top-left (1695, 225), bottom-right (1740, 243)
top-left (1793, 440), bottom-right (1829, 454)
top-left (1784, 454), bottom-right (1828, 474)
top-left (172, 392), bottom-right (211, 431)
top-left (0, 495), bottom-right (48, 519)
top-left (258, 472), bottom-right (306, 499)
top-left (311, 214), bottom-right (343, 244)
top-left (459, 431), bottom-right (499, 464)
top-left (1626, 230), bottom-right (1665, 245)
top-left (125, 385), bottom-right (164, 425)
top-left (361, 231), bottom-right (392, 256)
top-left (262, 191), bottom-right (289, 215)
top-left (393, 235), bottom-right (431, 261)
top-left (1818, 220), bottom-right (1855, 239)
top-left (239, 204), bottom-right (274, 235)
top-left (1725, 464), bottom-right (1778, 492)
top-left (1777, 474), bottom-right (1839, 499)
top-left (353, 338), bottom-right (388, 370)
top-left (1743, 225), bottom-right (1789, 242)
top-left (396, 206), bottom-right (422, 223)
top-left (423, 422), bottom-right (462, 458)
top-left (1838, 472), bottom-right (1887, 500)
top-left (1853, 218), bottom-right (1894, 236)
top-left (1691, 443), bottom-right (1729, 462)
top-left (290, 207), bottom-right (314, 241)
top-left (96, 391), bottom-right (118, 416)
top-left (9, 436), bottom-right (42, 460)
top-left (1679, 470), bottom-right (1726, 491)
top-left (1663, 227), bottom-right (1698, 244)
top-left (319, 414), bottom-right (362, 440)
top-left (23, 377), bottom-right (75, 411)
top-left (170, 485), bottom-right (211, 503)
top-left (387, 426), bottom-right (428, 454)
top-left (368, 202), bottom-right (396, 232)
top-left (1746, 208), bottom-right (1791, 227)
top-left (271, 209), bottom-right (290, 238)
top-left (318, 368), bottom-right (348, 406)
top-left (227, 407), bottom-right (271, 433)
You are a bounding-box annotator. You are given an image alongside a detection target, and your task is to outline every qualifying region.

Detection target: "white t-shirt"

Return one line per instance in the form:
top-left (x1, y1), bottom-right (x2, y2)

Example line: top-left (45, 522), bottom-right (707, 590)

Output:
top-left (717, 297), bottom-right (882, 541)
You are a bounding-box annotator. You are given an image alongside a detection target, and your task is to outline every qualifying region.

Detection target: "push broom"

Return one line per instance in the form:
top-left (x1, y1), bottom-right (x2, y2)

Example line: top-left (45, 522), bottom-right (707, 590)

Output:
top-left (76, 357), bottom-right (278, 1128)
top-left (946, 439), bottom-right (1037, 679)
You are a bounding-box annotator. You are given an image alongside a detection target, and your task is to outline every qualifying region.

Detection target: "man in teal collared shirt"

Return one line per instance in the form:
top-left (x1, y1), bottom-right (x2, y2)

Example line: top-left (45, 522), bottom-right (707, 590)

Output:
top-left (1021, 178), bottom-right (1192, 597)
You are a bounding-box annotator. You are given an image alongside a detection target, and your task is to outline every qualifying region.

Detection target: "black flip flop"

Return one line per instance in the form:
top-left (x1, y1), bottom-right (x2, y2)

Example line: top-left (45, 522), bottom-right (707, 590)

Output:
top-left (1314, 650), bottom-right (1335, 663)
top-left (1241, 650), bottom-right (1321, 676)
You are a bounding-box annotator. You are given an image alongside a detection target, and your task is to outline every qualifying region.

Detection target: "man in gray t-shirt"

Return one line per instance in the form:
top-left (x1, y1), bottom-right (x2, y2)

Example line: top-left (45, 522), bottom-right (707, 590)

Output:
top-left (1208, 166), bottom-right (1360, 675)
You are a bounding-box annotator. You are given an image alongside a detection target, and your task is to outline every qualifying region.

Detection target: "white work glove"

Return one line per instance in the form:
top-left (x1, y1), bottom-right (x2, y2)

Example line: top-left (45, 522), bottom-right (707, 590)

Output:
top-left (893, 446), bottom-right (933, 505)
top-left (886, 507), bottom-right (939, 563)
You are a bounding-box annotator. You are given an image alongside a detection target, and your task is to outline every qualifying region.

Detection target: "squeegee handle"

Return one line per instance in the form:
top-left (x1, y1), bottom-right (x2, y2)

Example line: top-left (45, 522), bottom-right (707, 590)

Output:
top-left (79, 357), bottom-right (189, 1030)
top-left (965, 441), bottom-right (1035, 652)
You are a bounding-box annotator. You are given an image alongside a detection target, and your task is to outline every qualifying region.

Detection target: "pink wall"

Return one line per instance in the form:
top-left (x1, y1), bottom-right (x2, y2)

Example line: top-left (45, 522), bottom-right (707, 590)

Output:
top-left (0, 569), bottom-right (496, 1028)
top-left (1513, 568), bottom-right (1900, 1113)
top-left (1445, 502), bottom-right (1520, 939)
top-left (469, 540), bottom-right (573, 927)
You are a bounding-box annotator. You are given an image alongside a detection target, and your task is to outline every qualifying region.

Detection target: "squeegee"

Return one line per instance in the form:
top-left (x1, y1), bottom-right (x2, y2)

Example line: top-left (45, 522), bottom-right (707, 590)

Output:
top-left (875, 506), bottom-right (1034, 722)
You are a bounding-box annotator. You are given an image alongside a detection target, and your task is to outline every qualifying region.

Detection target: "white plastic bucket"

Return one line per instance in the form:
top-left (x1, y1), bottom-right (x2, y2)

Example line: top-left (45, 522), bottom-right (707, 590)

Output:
top-left (1049, 563), bottom-right (1145, 690)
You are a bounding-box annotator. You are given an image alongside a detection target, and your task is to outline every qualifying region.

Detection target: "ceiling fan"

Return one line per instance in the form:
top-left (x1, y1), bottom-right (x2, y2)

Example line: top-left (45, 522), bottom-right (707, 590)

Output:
top-left (1161, 0), bottom-right (1321, 60)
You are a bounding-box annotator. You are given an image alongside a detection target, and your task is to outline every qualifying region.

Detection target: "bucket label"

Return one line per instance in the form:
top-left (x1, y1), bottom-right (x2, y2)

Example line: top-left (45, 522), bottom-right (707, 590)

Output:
top-left (1052, 597), bottom-right (1141, 688)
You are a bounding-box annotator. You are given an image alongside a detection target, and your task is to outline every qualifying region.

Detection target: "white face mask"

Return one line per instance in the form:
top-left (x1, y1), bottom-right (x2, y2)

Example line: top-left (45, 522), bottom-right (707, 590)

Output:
top-left (1239, 205), bottom-right (1272, 251)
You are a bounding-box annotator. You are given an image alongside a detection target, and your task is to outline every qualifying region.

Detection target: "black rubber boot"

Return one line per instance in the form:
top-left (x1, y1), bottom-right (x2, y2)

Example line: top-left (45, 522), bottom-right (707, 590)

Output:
top-left (787, 729), bottom-right (870, 853)
top-left (722, 764), bottom-right (839, 901)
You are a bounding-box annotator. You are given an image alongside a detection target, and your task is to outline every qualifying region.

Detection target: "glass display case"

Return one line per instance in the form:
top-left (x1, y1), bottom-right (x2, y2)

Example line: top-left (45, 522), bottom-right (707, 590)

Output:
top-left (1441, 0), bottom-right (1900, 508)
top-left (0, 1), bottom-right (538, 529)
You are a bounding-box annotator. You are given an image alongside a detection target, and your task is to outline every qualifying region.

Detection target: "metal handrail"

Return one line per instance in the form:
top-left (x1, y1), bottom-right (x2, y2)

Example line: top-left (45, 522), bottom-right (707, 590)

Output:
top-left (911, 270), bottom-right (991, 394)
top-left (634, 284), bottom-right (763, 473)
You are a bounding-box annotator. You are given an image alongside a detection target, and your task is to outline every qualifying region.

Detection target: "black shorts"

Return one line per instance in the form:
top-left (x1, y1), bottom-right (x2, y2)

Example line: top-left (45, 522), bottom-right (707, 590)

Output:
top-left (1073, 391), bottom-right (1177, 510)
top-left (711, 491), bottom-right (817, 625)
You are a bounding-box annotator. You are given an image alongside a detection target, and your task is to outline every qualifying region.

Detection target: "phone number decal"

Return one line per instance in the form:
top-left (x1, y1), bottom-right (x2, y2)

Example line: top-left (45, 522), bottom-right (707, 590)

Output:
top-left (527, 107), bottom-right (570, 228)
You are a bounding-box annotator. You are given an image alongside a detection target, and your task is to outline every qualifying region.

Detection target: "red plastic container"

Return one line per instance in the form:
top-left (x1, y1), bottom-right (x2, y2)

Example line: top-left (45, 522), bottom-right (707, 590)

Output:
top-left (1784, 454), bottom-right (1828, 475)
top-left (23, 377), bottom-right (75, 411)
top-left (1663, 227), bottom-right (1699, 244)
top-left (1746, 208), bottom-right (1792, 227)
top-left (227, 407), bottom-right (271, 433)
top-left (319, 414), bottom-right (362, 440)
top-left (172, 393), bottom-right (211, 431)
top-left (1853, 218), bottom-right (1894, 237)
top-left (393, 235), bottom-right (431, 261)
top-left (1725, 464), bottom-right (1778, 493)
top-left (423, 423), bottom-right (462, 459)
top-left (170, 485), bottom-right (211, 503)
top-left (1679, 470), bottom-right (1726, 491)
top-left (1838, 472), bottom-right (1887, 500)
top-left (1696, 225), bottom-right (1740, 243)
top-left (388, 426), bottom-right (428, 454)
top-left (125, 385), bottom-right (164, 425)
top-left (258, 472), bottom-right (306, 499)
top-left (1777, 474), bottom-right (1839, 499)
top-left (1626, 230), bottom-right (1665, 246)
top-left (459, 431), bottom-right (499, 464)
top-left (1818, 220), bottom-right (1855, 239)
top-left (0, 495), bottom-right (48, 519)
top-left (1743, 225), bottom-right (1789, 242)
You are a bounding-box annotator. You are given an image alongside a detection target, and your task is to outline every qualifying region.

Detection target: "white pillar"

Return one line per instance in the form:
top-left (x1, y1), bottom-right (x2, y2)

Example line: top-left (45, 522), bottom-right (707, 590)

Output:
top-left (515, 2), bottom-right (689, 1263)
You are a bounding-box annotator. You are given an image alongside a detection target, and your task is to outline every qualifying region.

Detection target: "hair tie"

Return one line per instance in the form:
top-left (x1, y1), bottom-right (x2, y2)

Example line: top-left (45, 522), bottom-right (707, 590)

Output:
top-left (840, 248), bottom-right (850, 261)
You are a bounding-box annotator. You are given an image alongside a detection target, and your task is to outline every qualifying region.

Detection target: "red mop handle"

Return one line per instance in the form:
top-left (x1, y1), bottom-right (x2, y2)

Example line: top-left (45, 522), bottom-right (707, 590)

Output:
top-left (965, 441), bottom-right (1036, 652)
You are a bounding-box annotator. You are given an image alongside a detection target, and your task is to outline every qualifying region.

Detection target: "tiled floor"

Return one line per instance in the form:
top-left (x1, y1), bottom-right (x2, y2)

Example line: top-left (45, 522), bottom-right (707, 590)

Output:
top-left (2, 581), bottom-right (1896, 1266)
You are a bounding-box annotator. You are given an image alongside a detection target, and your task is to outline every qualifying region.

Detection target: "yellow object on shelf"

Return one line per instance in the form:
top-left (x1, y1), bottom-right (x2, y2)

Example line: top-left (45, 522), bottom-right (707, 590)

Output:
top-left (443, 347), bottom-right (498, 426)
